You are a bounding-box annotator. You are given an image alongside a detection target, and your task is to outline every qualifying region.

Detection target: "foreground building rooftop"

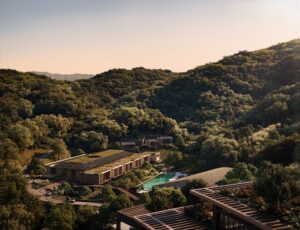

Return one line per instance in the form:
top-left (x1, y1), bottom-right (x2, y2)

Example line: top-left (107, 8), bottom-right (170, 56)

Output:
top-left (191, 182), bottom-right (293, 230)
top-left (118, 182), bottom-right (294, 230)
top-left (117, 205), bottom-right (207, 230)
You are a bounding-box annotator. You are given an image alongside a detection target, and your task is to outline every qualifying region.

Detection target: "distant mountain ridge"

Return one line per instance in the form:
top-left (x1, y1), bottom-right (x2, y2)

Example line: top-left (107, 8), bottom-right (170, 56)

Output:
top-left (31, 71), bottom-right (93, 81)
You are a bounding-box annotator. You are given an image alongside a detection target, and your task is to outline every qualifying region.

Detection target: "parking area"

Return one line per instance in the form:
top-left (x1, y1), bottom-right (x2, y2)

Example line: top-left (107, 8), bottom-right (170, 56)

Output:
top-left (26, 179), bottom-right (102, 207)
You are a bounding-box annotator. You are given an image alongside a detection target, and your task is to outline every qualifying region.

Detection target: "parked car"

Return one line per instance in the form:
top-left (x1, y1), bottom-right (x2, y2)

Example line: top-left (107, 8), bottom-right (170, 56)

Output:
top-left (65, 197), bottom-right (76, 203)
top-left (45, 191), bottom-right (52, 196)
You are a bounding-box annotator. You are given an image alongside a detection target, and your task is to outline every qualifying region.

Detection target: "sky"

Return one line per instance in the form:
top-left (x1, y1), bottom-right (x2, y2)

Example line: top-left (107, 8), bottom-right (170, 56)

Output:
top-left (0, 0), bottom-right (300, 74)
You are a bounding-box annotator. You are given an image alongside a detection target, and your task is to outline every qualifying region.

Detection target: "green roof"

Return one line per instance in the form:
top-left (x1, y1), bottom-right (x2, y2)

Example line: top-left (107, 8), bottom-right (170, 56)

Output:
top-left (67, 150), bottom-right (125, 164)
top-left (83, 152), bottom-right (151, 175)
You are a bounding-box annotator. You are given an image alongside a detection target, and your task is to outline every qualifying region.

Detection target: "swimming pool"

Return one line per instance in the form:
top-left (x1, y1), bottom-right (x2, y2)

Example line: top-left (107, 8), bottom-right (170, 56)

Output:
top-left (140, 173), bottom-right (176, 191)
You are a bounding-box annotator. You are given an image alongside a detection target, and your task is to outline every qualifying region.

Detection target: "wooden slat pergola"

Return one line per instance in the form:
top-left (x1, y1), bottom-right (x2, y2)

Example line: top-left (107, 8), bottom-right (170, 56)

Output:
top-left (134, 206), bottom-right (208, 230)
top-left (117, 205), bottom-right (208, 230)
top-left (117, 205), bottom-right (150, 230)
top-left (190, 182), bottom-right (294, 230)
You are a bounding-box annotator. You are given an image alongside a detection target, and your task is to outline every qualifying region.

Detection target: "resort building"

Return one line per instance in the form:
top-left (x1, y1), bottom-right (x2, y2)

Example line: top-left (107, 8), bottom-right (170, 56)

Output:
top-left (45, 150), bottom-right (160, 185)
top-left (157, 136), bottom-right (173, 146)
top-left (121, 136), bottom-right (173, 152)
top-left (117, 182), bottom-right (293, 230)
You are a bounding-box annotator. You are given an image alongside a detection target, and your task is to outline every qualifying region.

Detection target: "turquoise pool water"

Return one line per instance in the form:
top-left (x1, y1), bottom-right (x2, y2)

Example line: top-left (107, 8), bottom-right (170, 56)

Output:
top-left (141, 173), bottom-right (175, 191)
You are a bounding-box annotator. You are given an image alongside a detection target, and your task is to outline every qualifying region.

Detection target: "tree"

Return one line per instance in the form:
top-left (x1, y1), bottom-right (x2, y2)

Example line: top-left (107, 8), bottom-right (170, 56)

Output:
top-left (0, 204), bottom-right (34, 230)
top-left (181, 179), bottom-right (206, 204)
top-left (163, 151), bottom-right (183, 167)
top-left (219, 163), bottom-right (256, 185)
top-left (254, 135), bottom-right (300, 165)
top-left (58, 182), bottom-right (73, 195)
top-left (147, 187), bottom-right (186, 211)
top-left (27, 156), bottom-right (46, 175)
top-left (139, 192), bottom-right (151, 206)
top-left (99, 185), bottom-right (116, 202)
top-left (71, 131), bottom-right (108, 153)
top-left (293, 142), bottom-right (300, 162)
top-left (254, 162), bottom-right (299, 213)
top-left (35, 115), bottom-right (72, 139)
top-left (80, 186), bottom-right (92, 197)
top-left (91, 118), bottom-right (127, 141)
top-left (0, 160), bottom-right (26, 205)
top-left (49, 138), bottom-right (70, 160)
top-left (21, 119), bottom-right (50, 147)
top-left (0, 138), bottom-right (19, 160)
top-left (7, 124), bottom-right (34, 150)
top-left (201, 135), bottom-right (240, 167)
top-left (110, 194), bottom-right (133, 212)
top-left (170, 189), bottom-right (187, 207)
top-left (98, 203), bottom-right (113, 225)
top-left (45, 205), bottom-right (76, 230)
top-left (75, 206), bottom-right (97, 230)
top-left (0, 94), bottom-right (33, 125)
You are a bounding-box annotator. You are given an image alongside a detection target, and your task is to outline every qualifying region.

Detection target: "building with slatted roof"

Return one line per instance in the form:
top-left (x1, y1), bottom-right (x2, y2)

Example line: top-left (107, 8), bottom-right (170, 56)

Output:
top-left (117, 205), bottom-right (207, 230)
top-left (191, 182), bottom-right (294, 230)
top-left (117, 182), bottom-right (294, 230)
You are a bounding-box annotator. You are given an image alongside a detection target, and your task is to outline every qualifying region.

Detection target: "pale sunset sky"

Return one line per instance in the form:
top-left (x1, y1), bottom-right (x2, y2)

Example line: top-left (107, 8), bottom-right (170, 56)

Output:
top-left (0, 0), bottom-right (300, 74)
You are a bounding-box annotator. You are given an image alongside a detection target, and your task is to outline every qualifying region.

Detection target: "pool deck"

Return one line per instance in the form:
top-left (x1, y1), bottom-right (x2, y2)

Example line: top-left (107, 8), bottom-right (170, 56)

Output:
top-left (137, 172), bottom-right (186, 192)
top-left (136, 173), bottom-right (160, 188)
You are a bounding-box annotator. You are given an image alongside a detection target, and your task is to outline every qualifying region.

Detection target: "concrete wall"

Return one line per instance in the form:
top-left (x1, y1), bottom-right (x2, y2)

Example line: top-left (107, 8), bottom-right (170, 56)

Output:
top-left (80, 173), bottom-right (100, 185)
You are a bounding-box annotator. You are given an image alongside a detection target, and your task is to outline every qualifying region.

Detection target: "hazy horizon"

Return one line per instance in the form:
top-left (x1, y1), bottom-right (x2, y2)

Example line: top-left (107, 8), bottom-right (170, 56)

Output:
top-left (1, 0), bottom-right (300, 74)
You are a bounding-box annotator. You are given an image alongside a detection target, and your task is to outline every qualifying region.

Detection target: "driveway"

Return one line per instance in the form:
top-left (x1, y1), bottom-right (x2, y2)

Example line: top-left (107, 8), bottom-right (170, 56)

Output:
top-left (27, 180), bottom-right (102, 207)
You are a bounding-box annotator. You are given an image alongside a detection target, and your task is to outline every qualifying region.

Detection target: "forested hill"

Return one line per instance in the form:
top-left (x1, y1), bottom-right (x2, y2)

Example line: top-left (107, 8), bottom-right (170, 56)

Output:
top-left (149, 40), bottom-right (300, 123)
top-left (0, 39), bottom-right (299, 168)
top-left (0, 39), bottom-right (299, 229)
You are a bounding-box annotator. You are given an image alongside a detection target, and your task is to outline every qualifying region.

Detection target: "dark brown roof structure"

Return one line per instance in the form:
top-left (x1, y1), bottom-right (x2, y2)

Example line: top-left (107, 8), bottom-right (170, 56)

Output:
top-left (190, 182), bottom-right (294, 230)
top-left (118, 182), bottom-right (294, 230)
top-left (117, 205), bottom-right (207, 230)
top-left (133, 206), bottom-right (207, 230)
top-left (117, 205), bottom-right (151, 229)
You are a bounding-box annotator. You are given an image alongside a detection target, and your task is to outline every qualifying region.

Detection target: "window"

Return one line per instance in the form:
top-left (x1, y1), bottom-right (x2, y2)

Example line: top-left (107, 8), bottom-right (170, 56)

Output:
top-left (50, 168), bottom-right (57, 175)
top-left (103, 171), bottom-right (111, 181)
top-left (114, 168), bottom-right (118, 177)
top-left (144, 156), bottom-right (149, 162)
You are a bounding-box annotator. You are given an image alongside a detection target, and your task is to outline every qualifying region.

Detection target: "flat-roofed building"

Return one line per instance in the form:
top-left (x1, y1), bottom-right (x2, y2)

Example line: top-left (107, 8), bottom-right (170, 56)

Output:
top-left (145, 139), bottom-right (157, 150)
top-left (121, 141), bottom-right (136, 152)
top-left (157, 136), bottom-right (173, 146)
top-left (45, 150), bottom-right (160, 185)
top-left (81, 152), bottom-right (155, 184)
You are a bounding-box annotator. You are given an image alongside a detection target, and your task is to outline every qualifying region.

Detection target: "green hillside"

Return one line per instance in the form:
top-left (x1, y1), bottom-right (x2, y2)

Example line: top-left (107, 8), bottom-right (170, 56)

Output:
top-left (1, 40), bottom-right (299, 163)
top-left (1, 39), bottom-right (300, 229)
